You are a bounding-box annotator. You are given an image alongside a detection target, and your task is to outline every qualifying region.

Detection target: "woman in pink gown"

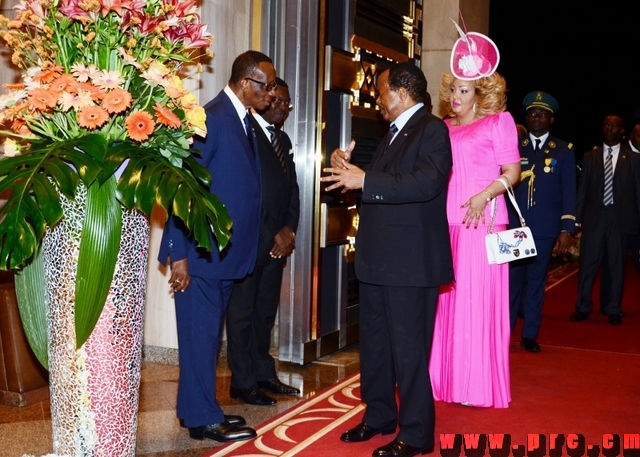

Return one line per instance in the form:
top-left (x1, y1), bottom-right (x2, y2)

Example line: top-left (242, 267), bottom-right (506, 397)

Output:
top-left (429, 30), bottom-right (521, 408)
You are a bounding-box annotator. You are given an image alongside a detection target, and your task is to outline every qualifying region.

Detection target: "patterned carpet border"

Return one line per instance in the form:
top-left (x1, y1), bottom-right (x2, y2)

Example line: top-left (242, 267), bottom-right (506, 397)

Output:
top-left (207, 372), bottom-right (362, 456)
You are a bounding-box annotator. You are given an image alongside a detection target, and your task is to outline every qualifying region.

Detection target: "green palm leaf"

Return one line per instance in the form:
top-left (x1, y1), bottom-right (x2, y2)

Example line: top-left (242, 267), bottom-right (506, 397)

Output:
top-left (102, 142), bottom-right (232, 251)
top-left (14, 245), bottom-right (48, 369)
top-left (74, 177), bottom-right (122, 348)
top-left (0, 138), bottom-right (105, 270)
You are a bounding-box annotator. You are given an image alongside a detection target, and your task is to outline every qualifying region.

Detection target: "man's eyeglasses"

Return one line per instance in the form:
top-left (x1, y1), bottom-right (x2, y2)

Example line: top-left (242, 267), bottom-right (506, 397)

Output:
top-left (272, 97), bottom-right (293, 110)
top-left (245, 77), bottom-right (277, 92)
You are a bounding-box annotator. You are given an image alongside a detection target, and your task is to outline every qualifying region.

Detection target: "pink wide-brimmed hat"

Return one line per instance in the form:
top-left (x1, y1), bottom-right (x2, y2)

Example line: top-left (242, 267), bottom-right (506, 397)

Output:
top-left (449, 20), bottom-right (500, 80)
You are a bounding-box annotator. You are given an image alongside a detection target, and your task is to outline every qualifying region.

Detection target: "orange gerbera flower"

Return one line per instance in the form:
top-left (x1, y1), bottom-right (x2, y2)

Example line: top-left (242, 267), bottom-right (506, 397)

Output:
top-left (27, 88), bottom-right (58, 110)
top-left (77, 106), bottom-right (109, 129)
top-left (154, 102), bottom-right (181, 128)
top-left (126, 111), bottom-right (155, 141)
top-left (3, 101), bottom-right (28, 119)
top-left (11, 118), bottom-right (27, 133)
top-left (49, 74), bottom-right (78, 93)
top-left (33, 65), bottom-right (63, 84)
top-left (102, 88), bottom-right (132, 114)
top-left (77, 82), bottom-right (105, 102)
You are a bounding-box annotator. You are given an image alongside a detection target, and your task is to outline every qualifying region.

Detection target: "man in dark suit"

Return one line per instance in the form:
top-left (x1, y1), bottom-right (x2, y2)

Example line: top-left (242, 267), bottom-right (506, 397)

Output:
top-left (626, 122), bottom-right (640, 271)
top-left (321, 63), bottom-right (453, 457)
top-left (570, 114), bottom-right (640, 325)
top-left (226, 77), bottom-right (300, 406)
top-left (158, 50), bottom-right (277, 442)
top-left (509, 91), bottom-right (577, 353)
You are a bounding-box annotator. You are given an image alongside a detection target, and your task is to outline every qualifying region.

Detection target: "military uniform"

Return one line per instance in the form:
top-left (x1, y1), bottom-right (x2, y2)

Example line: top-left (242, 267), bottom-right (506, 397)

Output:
top-left (509, 91), bottom-right (577, 342)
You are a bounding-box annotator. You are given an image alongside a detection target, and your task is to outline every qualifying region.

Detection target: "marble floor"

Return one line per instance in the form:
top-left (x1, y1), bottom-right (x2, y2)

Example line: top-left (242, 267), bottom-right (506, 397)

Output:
top-left (0, 346), bottom-right (361, 457)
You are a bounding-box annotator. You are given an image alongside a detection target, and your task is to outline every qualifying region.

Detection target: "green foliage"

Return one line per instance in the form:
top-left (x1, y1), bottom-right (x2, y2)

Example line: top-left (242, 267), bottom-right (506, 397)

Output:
top-left (0, 133), bottom-right (232, 351)
top-left (14, 246), bottom-right (48, 369)
top-left (75, 177), bottom-right (122, 349)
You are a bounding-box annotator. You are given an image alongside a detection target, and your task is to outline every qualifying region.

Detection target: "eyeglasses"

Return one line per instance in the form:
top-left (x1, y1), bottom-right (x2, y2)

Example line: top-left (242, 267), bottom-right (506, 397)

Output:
top-left (272, 97), bottom-right (293, 110)
top-left (245, 77), bottom-right (278, 92)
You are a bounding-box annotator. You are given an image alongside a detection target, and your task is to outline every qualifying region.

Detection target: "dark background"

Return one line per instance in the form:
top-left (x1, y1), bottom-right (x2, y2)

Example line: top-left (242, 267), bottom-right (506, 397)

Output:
top-left (488, 0), bottom-right (640, 165)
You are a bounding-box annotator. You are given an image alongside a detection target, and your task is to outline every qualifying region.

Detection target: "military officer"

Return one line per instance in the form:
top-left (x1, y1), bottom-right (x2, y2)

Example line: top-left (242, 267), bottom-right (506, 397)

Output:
top-left (509, 91), bottom-right (577, 352)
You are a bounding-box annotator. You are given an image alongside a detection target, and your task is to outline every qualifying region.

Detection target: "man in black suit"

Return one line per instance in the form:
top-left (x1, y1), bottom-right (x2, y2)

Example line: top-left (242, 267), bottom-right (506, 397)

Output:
top-left (226, 78), bottom-right (300, 406)
top-left (571, 114), bottom-right (640, 325)
top-left (321, 63), bottom-right (453, 457)
top-left (626, 122), bottom-right (640, 271)
top-left (159, 50), bottom-right (277, 442)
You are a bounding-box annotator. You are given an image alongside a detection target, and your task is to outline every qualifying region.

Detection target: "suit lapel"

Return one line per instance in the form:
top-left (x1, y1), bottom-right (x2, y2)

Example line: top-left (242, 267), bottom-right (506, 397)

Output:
top-left (220, 93), bottom-right (261, 180)
top-left (372, 107), bottom-right (426, 170)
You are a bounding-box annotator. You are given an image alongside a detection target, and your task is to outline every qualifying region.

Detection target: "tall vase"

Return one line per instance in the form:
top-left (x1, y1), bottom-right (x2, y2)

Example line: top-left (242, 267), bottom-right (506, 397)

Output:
top-left (43, 184), bottom-right (150, 457)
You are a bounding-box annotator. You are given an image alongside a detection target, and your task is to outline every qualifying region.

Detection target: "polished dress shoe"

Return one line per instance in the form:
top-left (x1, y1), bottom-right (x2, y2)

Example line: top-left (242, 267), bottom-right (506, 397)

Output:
top-left (608, 314), bottom-right (622, 325)
top-left (373, 439), bottom-right (433, 456)
top-left (188, 421), bottom-right (256, 442)
top-left (340, 422), bottom-right (395, 442)
top-left (230, 386), bottom-right (276, 406)
top-left (601, 309), bottom-right (625, 318)
top-left (570, 311), bottom-right (589, 322)
top-left (257, 378), bottom-right (300, 395)
top-left (520, 337), bottom-right (541, 353)
top-left (224, 415), bottom-right (247, 426)
top-left (180, 415), bottom-right (246, 428)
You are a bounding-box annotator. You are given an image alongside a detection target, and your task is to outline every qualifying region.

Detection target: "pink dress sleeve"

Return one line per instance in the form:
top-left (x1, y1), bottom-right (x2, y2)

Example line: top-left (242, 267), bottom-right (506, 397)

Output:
top-left (491, 111), bottom-right (521, 166)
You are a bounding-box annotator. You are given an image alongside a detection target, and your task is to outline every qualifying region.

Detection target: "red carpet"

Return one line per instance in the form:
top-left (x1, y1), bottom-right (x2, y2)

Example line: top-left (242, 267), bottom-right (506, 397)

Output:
top-left (525, 259), bottom-right (640, 354)
top-left (208, 258), bottom-right (640, 456)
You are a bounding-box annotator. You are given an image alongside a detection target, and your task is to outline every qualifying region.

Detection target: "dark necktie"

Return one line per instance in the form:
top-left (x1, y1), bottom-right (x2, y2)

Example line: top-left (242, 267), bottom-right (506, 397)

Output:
top-left (243, 113), bottom-right (255, 154)
top-left (603, 147), bottom-right (614, 205)
top-left (266, 125), bottom-right (287, 173)
top-left (534, 138), bottom-right (541, 151)
top-left (385, 124), bottom-right (398, 151)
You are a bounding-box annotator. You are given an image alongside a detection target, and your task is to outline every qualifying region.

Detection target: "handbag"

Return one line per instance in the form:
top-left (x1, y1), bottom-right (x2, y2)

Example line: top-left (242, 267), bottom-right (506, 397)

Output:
top-left (485, 177), bottom-right (537, 264)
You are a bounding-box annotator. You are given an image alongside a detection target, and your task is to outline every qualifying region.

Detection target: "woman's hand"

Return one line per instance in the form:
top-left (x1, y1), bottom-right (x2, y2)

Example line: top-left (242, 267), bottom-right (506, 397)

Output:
top-left (461, 192), bottom-right (491, 228)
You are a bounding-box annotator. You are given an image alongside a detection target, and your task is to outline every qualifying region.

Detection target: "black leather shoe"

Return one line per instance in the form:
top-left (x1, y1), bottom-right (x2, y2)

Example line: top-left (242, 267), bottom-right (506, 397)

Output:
top-left (230, 386), bottom-right (276, 406)
top-left (225, 415), bottom-right (246, 426)
top-left (257, 378), bottom-right (300, 395)
top-left (608, 314), bottom-right (622, 325)
top-left (601, 309), bottom-right (625, 318)
top-left (373, 439), bottom-right (433, 456)
top-left (570, 311), bottom-right (589, 322)
top-left (180, 415), bottom-right (246, 427)
top-left (188, 421), bottom-right (256, 442)
top-left (520, 337), bottom-right (541, 353)
top-left (340, 422), bottom-right (396, 443)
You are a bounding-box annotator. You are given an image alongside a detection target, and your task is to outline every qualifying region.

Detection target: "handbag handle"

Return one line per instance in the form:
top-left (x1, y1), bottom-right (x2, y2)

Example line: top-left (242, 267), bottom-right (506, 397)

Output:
top-left (487, 176), bottom-right (527, 234)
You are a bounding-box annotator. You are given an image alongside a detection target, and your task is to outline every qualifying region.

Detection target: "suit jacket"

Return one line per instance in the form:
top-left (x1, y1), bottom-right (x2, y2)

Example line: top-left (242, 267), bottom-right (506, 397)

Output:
top-left (356, 106), bottom-right (454, 287)
top-left (158, 90), bottom-right (262, 279)
top-left (577, 144), bottom-right (640, 235)
top-left (251, 116), bottom-right (300, 266)
top-left (509, 134), bottom-right (577, 237)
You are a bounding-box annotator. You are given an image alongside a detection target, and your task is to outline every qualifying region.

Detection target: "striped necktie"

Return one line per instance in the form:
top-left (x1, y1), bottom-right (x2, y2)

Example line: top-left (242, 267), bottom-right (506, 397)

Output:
top-left (266, 125), bottom-right (287, 173)
top-left (603, 147), bottom-right (614, 206)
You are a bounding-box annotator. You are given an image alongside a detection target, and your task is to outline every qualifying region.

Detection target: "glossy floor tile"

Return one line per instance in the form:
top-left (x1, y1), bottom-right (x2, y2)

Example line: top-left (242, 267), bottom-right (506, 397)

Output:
top-left (0, 346), bottom-right (360, 457)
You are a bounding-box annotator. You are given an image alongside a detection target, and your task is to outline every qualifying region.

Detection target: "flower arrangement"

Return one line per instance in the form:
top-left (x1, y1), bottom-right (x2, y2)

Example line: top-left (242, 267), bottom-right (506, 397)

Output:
top-left (0, 0), bottom-right (231, 364)
top-left (0, 0), bottom-right (211, 158)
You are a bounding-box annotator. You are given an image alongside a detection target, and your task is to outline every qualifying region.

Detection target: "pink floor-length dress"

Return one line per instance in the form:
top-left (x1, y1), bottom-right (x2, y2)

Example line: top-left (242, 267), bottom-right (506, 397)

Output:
top-left (429, 111), bottom-right (520, 408)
